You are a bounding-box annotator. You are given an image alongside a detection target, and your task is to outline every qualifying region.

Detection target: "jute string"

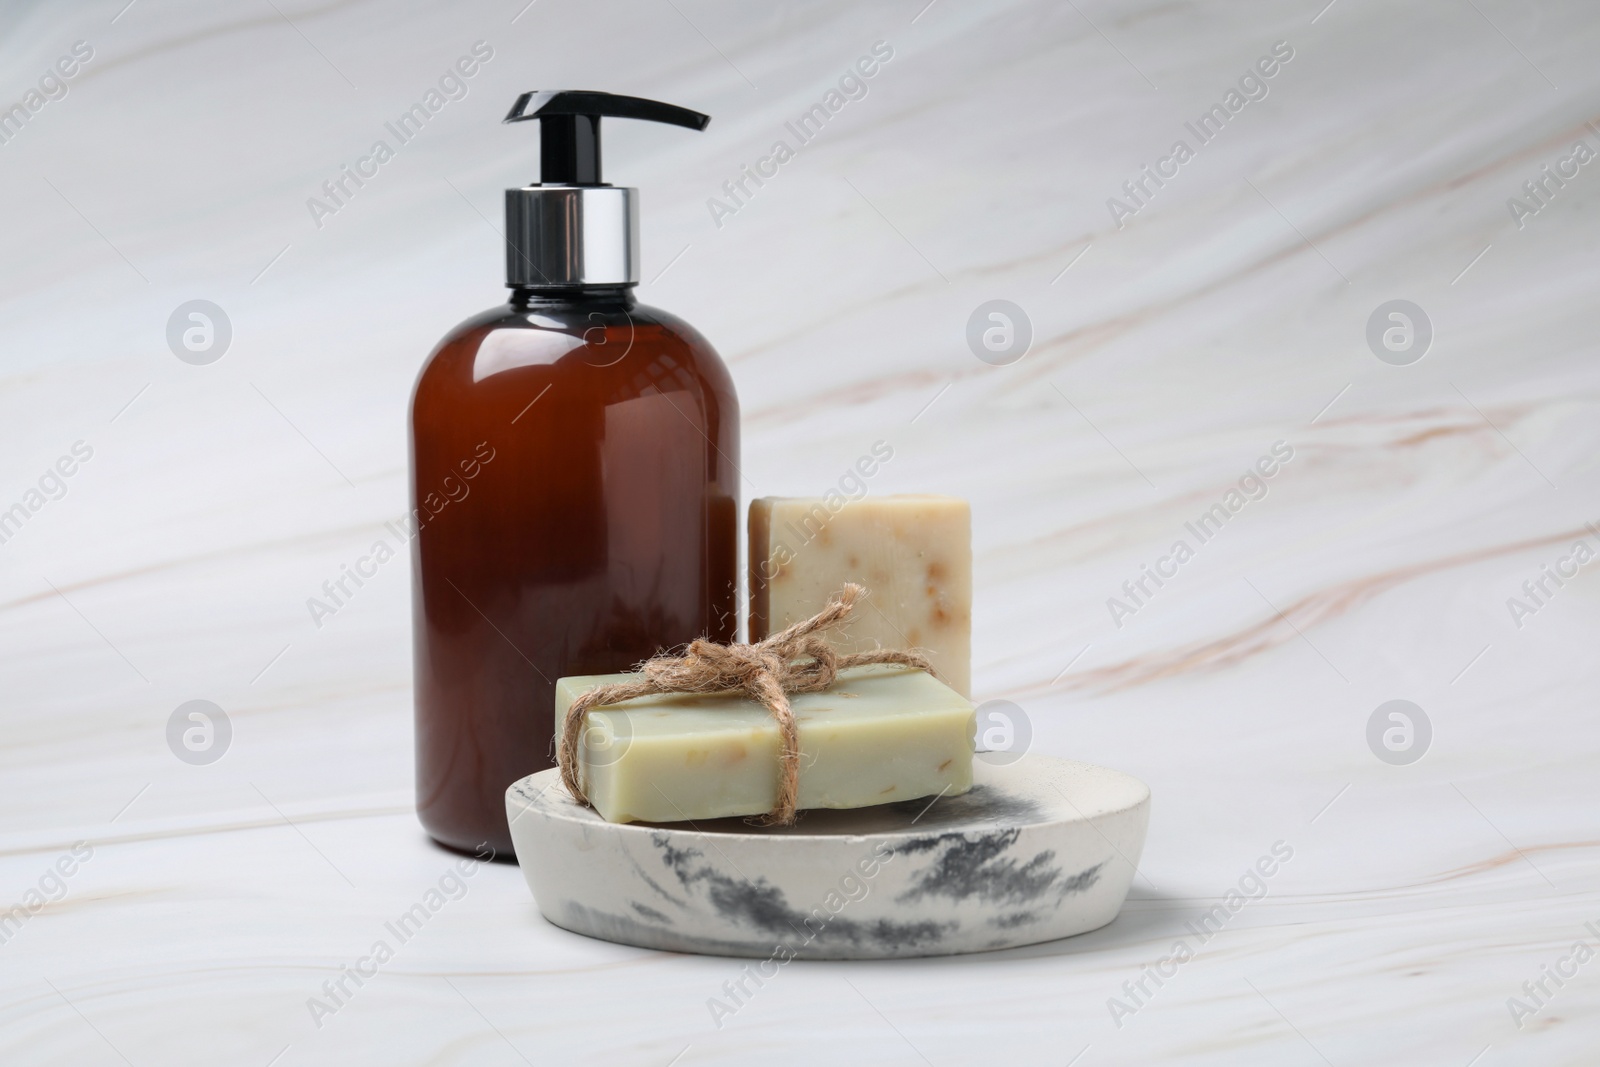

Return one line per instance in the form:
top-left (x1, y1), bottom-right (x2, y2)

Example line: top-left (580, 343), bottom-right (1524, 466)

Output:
top-left (557, 583), bottom-right (935, 825)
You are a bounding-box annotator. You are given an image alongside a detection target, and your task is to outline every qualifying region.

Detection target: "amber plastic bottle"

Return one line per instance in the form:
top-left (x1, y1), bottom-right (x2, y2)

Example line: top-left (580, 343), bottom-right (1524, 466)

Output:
top-left (409, 92), bottom-right (736, 855)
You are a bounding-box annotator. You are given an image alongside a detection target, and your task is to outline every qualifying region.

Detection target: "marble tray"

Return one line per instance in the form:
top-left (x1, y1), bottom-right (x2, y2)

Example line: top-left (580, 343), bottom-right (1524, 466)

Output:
top-left (505, 756), bottom-right (1150, 959)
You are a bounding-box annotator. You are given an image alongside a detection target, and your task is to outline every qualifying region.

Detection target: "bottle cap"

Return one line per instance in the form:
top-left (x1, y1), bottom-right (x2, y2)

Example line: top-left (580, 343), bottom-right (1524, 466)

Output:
top-left (502, 90), bottom-right (710, 288)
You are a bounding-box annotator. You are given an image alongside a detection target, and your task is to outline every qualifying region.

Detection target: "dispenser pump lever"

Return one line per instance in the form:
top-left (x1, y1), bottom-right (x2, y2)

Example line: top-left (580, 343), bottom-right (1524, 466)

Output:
top-left (503, 90), bottom-right (711, 185)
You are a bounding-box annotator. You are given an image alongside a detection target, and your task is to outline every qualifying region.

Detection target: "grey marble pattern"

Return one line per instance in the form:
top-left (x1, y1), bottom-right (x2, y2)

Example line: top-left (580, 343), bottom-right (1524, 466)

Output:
top-left (505, 757), bottom-right (1145, 959)
top-left (2, 0), bottom-right (1599, 1064)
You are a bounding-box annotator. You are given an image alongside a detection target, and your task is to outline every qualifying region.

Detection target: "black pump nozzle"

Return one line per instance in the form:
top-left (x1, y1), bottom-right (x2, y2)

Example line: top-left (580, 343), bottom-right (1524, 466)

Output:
top-left (503, 90), bottom-right (710, 186)
top-left (499, 91), bottom-right (709, 287)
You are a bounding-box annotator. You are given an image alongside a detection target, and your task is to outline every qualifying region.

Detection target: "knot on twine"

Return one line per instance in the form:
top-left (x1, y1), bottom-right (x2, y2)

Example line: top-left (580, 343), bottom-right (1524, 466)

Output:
top-left (557, 583), bottom-right (935, 825)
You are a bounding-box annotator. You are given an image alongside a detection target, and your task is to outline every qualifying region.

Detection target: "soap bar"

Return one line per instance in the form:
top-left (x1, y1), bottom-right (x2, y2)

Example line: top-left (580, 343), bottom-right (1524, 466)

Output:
top-left (750, 495), bottom-right (972, 697)
top-left (556, 664), bottom-right (974, 824)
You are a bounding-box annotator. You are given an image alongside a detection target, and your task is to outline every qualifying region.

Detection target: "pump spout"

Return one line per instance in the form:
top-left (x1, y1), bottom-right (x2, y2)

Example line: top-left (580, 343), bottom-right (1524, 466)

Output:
top-left (498, 91), bottom-right (710, 288)
top-left (503, 90), bottom-right (711, 186)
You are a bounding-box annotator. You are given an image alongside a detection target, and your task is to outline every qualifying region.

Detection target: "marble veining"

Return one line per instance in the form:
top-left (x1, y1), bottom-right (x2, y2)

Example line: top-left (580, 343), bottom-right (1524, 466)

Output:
top-left (3, 0), bottom-right (1599, 1063)
top-left (507, 758), bottom-right (1145, 960)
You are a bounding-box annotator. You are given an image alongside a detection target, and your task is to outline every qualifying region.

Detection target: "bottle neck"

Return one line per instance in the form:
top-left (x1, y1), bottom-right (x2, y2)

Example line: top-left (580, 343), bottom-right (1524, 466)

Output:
top-left (504, 186), bottom-right (639, 288)
top-left (509, 285), bottom-right (636, 310)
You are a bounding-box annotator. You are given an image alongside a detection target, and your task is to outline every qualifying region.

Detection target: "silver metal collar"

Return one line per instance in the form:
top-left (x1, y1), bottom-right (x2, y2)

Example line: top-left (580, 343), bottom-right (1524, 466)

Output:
top-left (505, 185), bottom-right (638, 288)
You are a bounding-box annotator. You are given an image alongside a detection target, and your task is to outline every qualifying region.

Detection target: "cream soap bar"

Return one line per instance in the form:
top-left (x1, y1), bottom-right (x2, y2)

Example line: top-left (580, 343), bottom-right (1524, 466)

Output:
top-left (750, 495), bottom-right (972, 696)
top-left (556, 664), bottom-right (974, 824)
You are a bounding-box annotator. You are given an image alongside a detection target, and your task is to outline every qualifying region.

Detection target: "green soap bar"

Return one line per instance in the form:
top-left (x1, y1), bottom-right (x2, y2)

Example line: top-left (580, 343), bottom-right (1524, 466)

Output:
top-left (554, 664), bottom-right (976, 824)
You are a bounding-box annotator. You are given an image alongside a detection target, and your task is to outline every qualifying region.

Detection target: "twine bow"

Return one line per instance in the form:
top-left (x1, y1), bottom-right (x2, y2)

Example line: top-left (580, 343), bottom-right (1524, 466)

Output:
top-left (557, 583), bottom-right (935, 825)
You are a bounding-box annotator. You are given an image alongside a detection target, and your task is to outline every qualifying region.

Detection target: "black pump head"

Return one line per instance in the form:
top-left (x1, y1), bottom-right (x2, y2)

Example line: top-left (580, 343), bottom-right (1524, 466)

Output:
top-left (503, 90), bottom-right (710, 185)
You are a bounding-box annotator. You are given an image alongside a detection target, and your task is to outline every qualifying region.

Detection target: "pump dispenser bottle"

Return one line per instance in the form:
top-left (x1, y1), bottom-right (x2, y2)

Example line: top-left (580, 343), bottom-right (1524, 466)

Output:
top-left (410, 91), bottom-right (738, 855)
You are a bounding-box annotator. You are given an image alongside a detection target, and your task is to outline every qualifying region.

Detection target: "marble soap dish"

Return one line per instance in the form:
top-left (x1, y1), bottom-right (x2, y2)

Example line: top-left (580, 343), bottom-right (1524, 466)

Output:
top-left (505, 756), bottom-right (1150, 959)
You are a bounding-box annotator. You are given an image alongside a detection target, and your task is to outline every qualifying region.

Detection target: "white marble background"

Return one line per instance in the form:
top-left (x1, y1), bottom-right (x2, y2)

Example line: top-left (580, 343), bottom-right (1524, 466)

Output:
top-left (2, 0), bottom-right (1598, 1063)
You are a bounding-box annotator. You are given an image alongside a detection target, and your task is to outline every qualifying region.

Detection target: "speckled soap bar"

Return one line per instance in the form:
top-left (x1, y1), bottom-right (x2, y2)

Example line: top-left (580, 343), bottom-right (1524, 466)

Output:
top-left (749, 494), bottom-right (972, 696)
top-left (555, 664), bottom-right (974, 824)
